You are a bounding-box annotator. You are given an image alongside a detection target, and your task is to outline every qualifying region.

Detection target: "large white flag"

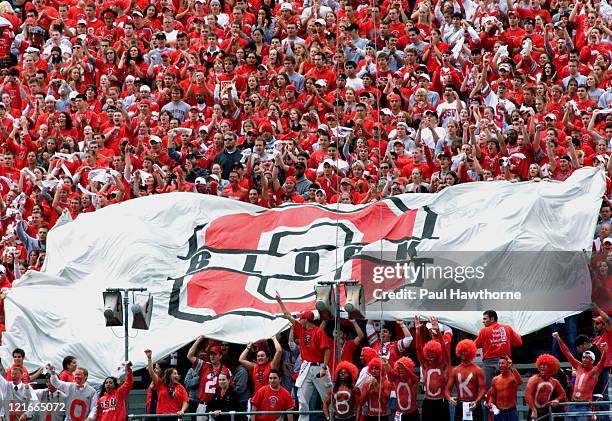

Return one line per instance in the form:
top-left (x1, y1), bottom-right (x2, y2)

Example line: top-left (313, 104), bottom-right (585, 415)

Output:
top-left (0, 168), bottom-right (605, 383)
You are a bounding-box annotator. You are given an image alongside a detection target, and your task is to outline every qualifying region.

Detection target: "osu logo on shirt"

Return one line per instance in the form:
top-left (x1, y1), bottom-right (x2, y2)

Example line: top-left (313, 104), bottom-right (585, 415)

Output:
top-left (269, 396), bottom-right (278, 407)
top-left (168, 197), bottom-right (439, 322)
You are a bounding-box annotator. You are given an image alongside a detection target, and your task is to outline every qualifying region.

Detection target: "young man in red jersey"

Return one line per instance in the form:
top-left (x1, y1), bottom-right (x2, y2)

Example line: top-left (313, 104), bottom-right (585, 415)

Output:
top-left (251, 369), bottom-right (294, 421)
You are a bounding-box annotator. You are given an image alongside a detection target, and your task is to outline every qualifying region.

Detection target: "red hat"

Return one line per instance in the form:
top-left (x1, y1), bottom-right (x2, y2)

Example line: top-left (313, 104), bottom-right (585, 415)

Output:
top-left (173, 166), bottom-right (184, 175)
top-left (139, 99), bottom-right (152, 107)
top-left (388, 93), bottom-right (400, 101)
top-left (297, 310), bottom-right (314, 321)
top-left (286, 84), bottom-right (296, 91)
top-left (285, 176), bottom-right (297, 184)
top-left (61, 184), bottom-right (71, 192)
top-left (593, 316), bottom-right (605, 323)
top-left (209, 345), bottom-right (222, 354)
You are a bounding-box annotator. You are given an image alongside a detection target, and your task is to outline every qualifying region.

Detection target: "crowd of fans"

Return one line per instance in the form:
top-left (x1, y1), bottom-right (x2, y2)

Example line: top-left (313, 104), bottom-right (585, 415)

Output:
top-left (0, 0), bottom-right (607, 417)
top-left (0, 306), bottom-right (610, 421)
top-left (0, 0), bottom-right (608, 327)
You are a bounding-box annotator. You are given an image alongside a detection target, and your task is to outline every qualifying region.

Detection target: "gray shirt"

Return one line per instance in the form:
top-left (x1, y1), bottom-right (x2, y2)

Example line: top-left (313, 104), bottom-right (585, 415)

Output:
top-left (161, 101), bottom-right (191, 123)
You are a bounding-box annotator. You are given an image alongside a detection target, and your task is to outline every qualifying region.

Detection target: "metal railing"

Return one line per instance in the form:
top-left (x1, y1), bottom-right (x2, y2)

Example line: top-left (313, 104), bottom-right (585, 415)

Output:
top-left (535, 400), bottom-right (612, 420)
top-left (129, 410), bottom-right (324, 420)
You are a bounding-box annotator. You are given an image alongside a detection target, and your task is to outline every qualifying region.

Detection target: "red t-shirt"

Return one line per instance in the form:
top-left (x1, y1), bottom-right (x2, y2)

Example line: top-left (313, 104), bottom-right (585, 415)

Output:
top-left (292, 320), bottom-right (329, 363)
top-left (474, 322), bottom-right (522, 359)
top-left (593, 328), bottom-right (612, 367)
top-left (250, 385), bottom-right (294, 421)
top-left (154, 379), bottom-right (188, 414)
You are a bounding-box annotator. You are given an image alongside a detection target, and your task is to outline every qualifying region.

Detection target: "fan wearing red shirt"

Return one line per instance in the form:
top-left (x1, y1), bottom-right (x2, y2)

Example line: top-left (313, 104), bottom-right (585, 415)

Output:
top-left (305, 52), bottom-right (336, 91)
top-left (250, 369), bottom-right (294, 421)
top-left (546, 142), bottom-right (577, 182)
top-left (4, 348), bottom-right (33, 384)
top-left (446, 340), bottom-right (486, 421)
top-left (238, 336), bottom-right (283, 393)
top-left (276, 294), bottom-right (331, 421)
top-left (59, 356), bottom-right (77, 382)
top-left (474, 310), bottom-right (522, 391)
top-left (221, 170), bottom-right (249, 201)
top-left (187, 337), bottom-right (233, 413)
top-left (97, 363), bottom-right (133, 421)
top-left (591, 310), bottom-right (611, 390)
top-left (322, 319), bottom-right (364, 379)
top-left (145, 349), bottom-right (188, 417)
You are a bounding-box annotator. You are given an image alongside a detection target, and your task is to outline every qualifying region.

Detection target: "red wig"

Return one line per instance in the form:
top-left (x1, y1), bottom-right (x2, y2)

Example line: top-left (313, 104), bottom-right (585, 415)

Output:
top-left (455, 339), bottom-right (477, 361)
top-left (536, 354), bottom-right (560, 374)
top-left (361, 347), bottom-right (378, 364)
top-left (368, 357), bottom-right (385, 375)
top-left (423, 340), bottom-right (443, 357)
top-left (335, 361), bottom-right (358, 382)
top-left (394, 357), bottom-right (415, 373)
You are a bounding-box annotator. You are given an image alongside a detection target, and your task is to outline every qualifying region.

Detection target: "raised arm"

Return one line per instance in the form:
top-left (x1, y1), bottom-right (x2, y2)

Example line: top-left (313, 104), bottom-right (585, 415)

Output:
top-left (144, 349), bottom-right (160, 384)
top-left (117, 364), bottom-right (134, 399)
top-left (593, 303), bottom-right (612, 330)
top-left (414, 316), bottom-right (426, 367)
top-left (351, 320), bottom-right (365, 346)
top-left (271, 335), bottom-right (283, 370)
top-left (239, 343), bottom-right (256, 371)
top-left (187, 336), bottom-right (205, 365)
top-left (552, 332), bottom-right (579, 368)
top-left (274, 293), bottom-right (297, 324)
top-left (49, 366), bottom-right (74, 393)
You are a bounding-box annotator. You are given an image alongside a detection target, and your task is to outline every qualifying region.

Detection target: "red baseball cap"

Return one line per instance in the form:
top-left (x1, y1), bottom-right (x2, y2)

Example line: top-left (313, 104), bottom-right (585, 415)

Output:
top-left (593, 316), bottom-right (605, 323)
top-left (297, 311), bottom-right (314, 321)
top-left (209, 345), bottom-right (222, 354)
top-left (285, 176), bottom-right (297, 184)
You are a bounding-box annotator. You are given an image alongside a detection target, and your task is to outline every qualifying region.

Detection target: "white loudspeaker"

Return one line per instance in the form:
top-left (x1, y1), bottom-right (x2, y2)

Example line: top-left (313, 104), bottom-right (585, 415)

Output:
top-left (103, 291), bottom-right (123, 327)
top-left (131, 293), bottom-right (153, 330)
top-left (315, 286), bottom-right (336, 320)
top-left (344, 285), bottom-right (365, 319)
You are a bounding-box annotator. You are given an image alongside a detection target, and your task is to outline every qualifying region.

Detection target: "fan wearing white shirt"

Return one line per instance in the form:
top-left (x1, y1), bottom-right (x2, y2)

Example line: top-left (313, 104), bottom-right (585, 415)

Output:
top-left (29, 376), bottom-right (66, 421)
top-left (0, 363), bottom-right (37, 421)
top-left (435, 85), bottom-right (465, 129)
top-left (49, 366), bottom-right (97, 421)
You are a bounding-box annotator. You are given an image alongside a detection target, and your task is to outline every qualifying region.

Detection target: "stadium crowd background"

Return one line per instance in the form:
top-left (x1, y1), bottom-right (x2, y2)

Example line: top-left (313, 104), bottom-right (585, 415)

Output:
top-left (0, 0), bottom-right (608, 417)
